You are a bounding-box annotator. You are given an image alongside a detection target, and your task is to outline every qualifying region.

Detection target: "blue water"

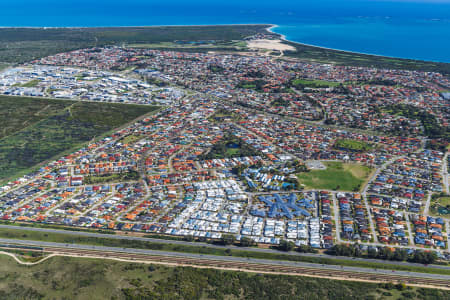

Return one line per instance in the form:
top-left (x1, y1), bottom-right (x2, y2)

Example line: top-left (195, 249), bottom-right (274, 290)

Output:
top-left (0, 0), bottom-right (449, 62)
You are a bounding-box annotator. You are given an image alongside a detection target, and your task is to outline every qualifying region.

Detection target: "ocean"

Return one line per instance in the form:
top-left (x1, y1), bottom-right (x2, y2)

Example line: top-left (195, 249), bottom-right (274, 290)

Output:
top-left (0, 0), bottom-right (449, 62)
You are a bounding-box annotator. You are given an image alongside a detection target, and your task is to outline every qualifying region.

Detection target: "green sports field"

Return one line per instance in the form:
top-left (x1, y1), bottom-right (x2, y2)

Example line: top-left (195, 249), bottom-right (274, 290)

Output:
top-left (297, 162), bottom-right (373, 191)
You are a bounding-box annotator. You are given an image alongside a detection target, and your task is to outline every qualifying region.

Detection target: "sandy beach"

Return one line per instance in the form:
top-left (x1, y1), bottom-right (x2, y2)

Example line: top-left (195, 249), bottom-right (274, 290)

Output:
top-left (247, 39), bottom-right (296, 52)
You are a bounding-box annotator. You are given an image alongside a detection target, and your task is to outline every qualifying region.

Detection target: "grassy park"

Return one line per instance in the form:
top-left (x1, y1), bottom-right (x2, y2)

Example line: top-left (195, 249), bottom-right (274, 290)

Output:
top-left (198, 134), bottom-right (260, 160)
top-left (208, 108), bottom-right (242, 123)
top-left (83, 171), bottom-right (141, 185)
top-left (430, 195), bottom-right (450, 216)
top-left (118, 134), bottom-right (145, 145)
top-left (290, 78), bottom-right (342, 89)
top-left (438, 197), bottom-right (450, 206)
top-left (18, 79), bottom-right (41, 87)
top-left (236, 79), bottom-right (268, 92)
top-left (334, 139), bottom-right (374, 152)
top-left (297, 162), bottom-right (373, 191)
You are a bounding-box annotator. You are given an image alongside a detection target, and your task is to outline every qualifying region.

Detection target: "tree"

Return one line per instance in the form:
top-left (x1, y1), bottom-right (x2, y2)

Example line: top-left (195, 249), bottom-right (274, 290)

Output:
top-left (378, 247), bottom-right (394, 260)
top-left (278, 240), bottom-right (295, 252)
top-left (183, 235), bottom-right (194, 242)
top-left (297, 245), bottom-right (318, 254)
top-left (393, 249), bottom-right (407, 261)
top-left (221, 234), bottom-right (236, 246)
top-left (197, 236), bottom-right (207, 243)
top-left (367, 248), bottom-right (378, 259)
top-left (409, 251), bottom-right (437, 264)
top-left (239, 237), bottom-right (255, 247)
top-left (352, 245), bottom-right (362, 257)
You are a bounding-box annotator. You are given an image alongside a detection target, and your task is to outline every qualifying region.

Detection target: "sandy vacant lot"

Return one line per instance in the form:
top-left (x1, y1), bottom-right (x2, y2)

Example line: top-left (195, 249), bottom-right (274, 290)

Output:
top-left (247, 39), bottom-right (296, 52)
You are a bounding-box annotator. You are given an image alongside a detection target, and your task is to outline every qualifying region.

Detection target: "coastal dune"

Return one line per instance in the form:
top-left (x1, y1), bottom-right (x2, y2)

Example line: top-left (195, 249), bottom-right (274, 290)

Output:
top-left (247, 39), bottom-right (296, 52)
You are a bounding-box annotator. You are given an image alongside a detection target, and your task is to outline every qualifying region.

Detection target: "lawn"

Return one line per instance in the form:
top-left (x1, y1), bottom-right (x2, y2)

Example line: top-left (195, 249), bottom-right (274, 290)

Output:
top-left (208, 108), bottom-right (242, 123)
top-left (0, 96), bottom-right (159, 181)
top-left (83, 171), bottom-right (140, 185)
top-left (0, 254), bottom-right (445, 299)
top-left (430, 196), bottom-right (450, 216)
top-left (438, 197), bottom-right (450, 206)
top-left (291, 78), bottom-right (342, 89)
top-left (118, 134), bottom-right (144, 145)
top-left (236, 79), bottom-right (267, 92)
top-left (225, 148), bottom-right (240, 156)
top-left (297, 162), bottom-right (373, 191)
top-left (334, 139), bottom-right (373, 152)
top-left (19, 79), bottom-right (41, 87)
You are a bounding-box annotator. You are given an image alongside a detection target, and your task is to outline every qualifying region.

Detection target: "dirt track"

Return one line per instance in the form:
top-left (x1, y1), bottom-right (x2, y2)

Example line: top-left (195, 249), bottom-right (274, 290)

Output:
top-left (10, 246), bottom-right (448, 290)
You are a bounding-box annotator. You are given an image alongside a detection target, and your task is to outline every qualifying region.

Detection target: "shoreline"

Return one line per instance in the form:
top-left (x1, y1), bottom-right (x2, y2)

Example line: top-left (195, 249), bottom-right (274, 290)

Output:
top-left (0, 23), bottom-right (447, 64)
top-left (266, 25), bottom-right (448, 64)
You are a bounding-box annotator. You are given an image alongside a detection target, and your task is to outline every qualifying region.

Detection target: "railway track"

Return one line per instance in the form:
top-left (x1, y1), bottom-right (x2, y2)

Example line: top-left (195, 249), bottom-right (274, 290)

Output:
top-left (38, 246), bottom-right (449, 289)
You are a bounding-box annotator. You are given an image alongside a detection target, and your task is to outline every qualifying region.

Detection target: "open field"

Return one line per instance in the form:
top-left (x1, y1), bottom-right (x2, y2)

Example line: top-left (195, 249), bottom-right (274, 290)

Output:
top-left (118, 134), bottom-right (145, 145)
top-left (297, 162), bottom-right (373, 191)
top-left (0, 96), bottom-right (71, 139)
top-left (30, 246), bottom-right (450, 288)
top-left (430, 196), bottom-right (450, 216)
top-left (438, 197), bottom-right (450, 206)
top-left (0, 96), bottom-right (159, 181)
top-left (0, 254), bottom-right (447, 299)
top-left (291, 78), bottom-right (342, 89)
top-left (15, 79), bottom-right (41, 88)
top-left (334, 139), bottom-right (374, 152)
top-left (83, 171), bottom-right (140, 185)
top-left (208, 109), bottom-right (243, 123)
top-left (236, 79), bottom-right (268, 92)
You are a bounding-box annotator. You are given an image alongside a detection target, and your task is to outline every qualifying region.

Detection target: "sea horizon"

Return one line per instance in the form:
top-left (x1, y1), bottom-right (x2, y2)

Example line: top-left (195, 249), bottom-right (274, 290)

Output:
top-left (0, 0), bottom-right (449, 63)
top-left (0, 23), bottom-right (447, 64)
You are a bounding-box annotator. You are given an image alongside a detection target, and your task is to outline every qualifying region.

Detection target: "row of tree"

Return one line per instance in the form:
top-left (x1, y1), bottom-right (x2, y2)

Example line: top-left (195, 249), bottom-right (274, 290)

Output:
top-left (329, 243), bottom-right (438, 264)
